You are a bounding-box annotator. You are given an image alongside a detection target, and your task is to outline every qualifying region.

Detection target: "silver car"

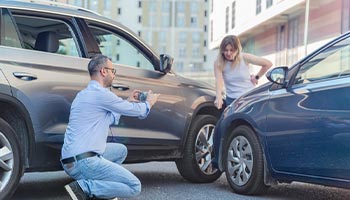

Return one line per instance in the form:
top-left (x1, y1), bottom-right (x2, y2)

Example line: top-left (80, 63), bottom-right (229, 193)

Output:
top-left (0, 1), bottom-right (222, 199)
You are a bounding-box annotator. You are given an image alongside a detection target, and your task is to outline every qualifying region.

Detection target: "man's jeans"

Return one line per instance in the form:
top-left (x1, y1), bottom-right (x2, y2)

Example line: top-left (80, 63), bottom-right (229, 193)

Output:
top-left (62, 143), bottom-right (141, 199)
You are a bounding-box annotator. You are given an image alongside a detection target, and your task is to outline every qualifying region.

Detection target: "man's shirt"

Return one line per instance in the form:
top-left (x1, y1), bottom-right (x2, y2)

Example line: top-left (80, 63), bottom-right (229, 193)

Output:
top-left (61, 80), bottom-right (150, 159)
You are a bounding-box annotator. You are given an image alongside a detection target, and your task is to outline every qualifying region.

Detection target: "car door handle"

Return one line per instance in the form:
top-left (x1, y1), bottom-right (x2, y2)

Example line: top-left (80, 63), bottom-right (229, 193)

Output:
top-left (13, 72), bottom-right (37, 81)
top-left (112, 83), bottom-right (129, 91)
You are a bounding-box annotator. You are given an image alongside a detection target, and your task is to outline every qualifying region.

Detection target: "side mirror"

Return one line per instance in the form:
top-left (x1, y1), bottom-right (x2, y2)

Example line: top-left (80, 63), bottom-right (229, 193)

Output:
top-left (266, 66), bottom-right (288, 85)
top-left (159, 54), bottom-right (174, 74)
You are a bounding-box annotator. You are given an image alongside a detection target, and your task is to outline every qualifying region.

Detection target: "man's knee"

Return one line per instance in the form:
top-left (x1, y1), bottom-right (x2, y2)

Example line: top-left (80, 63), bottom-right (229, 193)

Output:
top-left (130, 180), bottom-right (141, 196)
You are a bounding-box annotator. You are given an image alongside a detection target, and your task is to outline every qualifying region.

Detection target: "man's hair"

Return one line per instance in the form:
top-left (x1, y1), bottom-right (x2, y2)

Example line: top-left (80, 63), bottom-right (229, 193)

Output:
top-left (88, 54), bottom-right (111, 76)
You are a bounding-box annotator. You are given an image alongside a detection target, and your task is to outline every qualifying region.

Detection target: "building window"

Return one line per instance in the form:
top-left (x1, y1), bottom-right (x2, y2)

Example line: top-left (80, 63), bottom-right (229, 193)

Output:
top-left (159, 31), bottom-right (166, 43)
top-left (191, 2), bottom-right (198, 13)
top-left (162, 2), bottom-right (170, 12)
top-left (161, 15), bottom-right (170, 27)
top-left (176, 16), bottom-right (185, 27)
top-left (232, 1), bottom-right (236, 29)
top-left (138, 1), bottom-right (142, 8)
top-left (179, 47), bottom-right (186, 58)
top-left (211, 0), bottom-right (213, 13)
top-left (204, 40), bottom-right (207, 47)
top-left (138, 16), bottom-right (142, 23)
top-left (177, 2), bottom-right (185, 13)
top-left (149, 2), bottom-right (156, 12)
top-left (287, 18), bottom-right (299, 65)
top-left (138, 31), bottom-right (141, 37)
top-left (204, 55), bottom-right (207, 62)
top-left (104, 0), bottom-right (111, 10)
top-left (192, 32), bottom-right (200, 43)
top-left (256, 0), bottom-right (262, 14)
top-left (118, 8), bottom-right (121, 15)
top-left (204, 25), bottom-right (207, 32)
top-left (191, 17), bottom-right (198, 27)
top-left (266, 0), bottom-right (273, 8)
top-left (204, 10), bottom-right (207, 17)
top-left (179, 32), bottom-right (187, 43)
top-left (211, 20), bottom-right (213, 42)
top-left (225, 6), bottom-right (229, 33)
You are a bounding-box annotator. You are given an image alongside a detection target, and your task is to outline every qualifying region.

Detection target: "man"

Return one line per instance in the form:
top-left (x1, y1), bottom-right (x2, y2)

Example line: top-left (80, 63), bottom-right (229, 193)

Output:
top-left (61, 54), bottom-right (159, 200)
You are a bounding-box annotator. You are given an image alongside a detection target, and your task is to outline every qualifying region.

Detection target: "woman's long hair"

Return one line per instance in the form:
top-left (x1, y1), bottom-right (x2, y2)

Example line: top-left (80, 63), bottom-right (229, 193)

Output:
top-left (215, 35), bottom-right (242, 71)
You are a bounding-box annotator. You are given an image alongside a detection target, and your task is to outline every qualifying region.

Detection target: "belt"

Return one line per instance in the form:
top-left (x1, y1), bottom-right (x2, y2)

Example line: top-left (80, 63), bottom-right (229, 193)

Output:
top-left (61, 152), bottom-right (98, 164)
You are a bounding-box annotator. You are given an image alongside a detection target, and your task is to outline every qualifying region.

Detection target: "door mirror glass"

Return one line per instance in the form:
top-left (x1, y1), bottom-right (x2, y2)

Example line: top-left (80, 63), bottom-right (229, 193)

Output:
top-left (267, 66), bottom-right (288, 85)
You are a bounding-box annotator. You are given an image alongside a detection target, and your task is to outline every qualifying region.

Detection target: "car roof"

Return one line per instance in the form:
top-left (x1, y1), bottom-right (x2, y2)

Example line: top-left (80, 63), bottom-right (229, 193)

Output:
top-left (0, 0), bottom-right (137, 42)
top-left (0, 0), bottom-right (157, 59)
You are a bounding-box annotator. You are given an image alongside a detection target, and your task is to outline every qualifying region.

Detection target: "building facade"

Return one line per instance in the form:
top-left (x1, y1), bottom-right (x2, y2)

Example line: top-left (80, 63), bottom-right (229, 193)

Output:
top-left (209, 0), bottom-right (350, 83)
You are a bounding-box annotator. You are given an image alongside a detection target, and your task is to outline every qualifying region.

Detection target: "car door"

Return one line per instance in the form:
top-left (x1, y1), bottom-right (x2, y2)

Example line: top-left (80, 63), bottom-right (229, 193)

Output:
top-left (265, 35), bottom-right (350, 180)
top-left (0, 8), bottom-right (90, 164)
top-left (84, 20), bottom-right (187, 152)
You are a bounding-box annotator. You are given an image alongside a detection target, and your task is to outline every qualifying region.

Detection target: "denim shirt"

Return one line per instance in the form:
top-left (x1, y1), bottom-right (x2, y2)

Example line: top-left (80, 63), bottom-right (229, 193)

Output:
top-left (61, 80), bottom-right (150, 159)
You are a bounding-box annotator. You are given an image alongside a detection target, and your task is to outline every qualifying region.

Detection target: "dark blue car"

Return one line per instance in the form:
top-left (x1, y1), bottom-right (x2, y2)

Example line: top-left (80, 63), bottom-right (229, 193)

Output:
top-left (213, 31), bottom-right (350, 195)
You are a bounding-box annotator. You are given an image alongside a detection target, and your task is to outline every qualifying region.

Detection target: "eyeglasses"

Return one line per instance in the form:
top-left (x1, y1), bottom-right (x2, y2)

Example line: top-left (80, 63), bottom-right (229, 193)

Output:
top-left (104, 67), bottom-right (116, 75)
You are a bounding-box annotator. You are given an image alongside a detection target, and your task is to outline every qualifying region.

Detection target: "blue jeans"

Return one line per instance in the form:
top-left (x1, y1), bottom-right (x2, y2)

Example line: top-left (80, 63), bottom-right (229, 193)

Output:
top-left (225, 96), bottom-right (236, 106)
top-left (62, 143), bottom-right (141, 199)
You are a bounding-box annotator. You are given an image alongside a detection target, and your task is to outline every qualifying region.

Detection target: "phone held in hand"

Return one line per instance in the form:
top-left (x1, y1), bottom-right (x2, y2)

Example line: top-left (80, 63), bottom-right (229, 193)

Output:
top-left (138, 92), bottom-right (148, 102)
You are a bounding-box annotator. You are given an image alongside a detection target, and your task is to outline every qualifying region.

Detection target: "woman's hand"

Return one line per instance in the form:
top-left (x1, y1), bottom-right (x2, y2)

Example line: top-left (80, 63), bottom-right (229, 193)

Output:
top-left (214, 97), bottom-right (223, 109)
top-left (250, 75), bottom-right (258, 86)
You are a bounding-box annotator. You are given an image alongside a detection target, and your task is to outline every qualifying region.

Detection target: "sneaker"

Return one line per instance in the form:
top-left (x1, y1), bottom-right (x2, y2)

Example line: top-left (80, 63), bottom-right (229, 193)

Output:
top-left (65, 181), bottom-right (87, 200)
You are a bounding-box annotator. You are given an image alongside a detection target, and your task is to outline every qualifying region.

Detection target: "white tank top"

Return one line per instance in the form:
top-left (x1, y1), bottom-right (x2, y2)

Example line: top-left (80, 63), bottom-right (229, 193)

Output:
top-left (222, 58), bottom-right (254, 99)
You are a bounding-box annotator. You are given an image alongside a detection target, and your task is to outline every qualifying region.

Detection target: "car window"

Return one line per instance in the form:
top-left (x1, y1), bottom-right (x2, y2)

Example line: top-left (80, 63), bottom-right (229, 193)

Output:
top-left (10, 13), bottom-right (80, 57)
top-left (294, 37), bottom-right (350, 85)
top-left (0, 9), bottom-right (22, 48)
top-left (88, 25), bottom-right (154, 70)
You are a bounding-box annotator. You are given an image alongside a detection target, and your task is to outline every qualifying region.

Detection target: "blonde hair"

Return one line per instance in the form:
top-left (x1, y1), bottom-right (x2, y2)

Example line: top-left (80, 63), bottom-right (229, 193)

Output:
top-left (215, 35), bottom-right (242, 71)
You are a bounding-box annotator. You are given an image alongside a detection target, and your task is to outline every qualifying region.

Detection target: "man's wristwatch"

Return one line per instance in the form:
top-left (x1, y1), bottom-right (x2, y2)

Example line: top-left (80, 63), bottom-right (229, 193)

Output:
top-left (255, 75), bottom-right (260, 80)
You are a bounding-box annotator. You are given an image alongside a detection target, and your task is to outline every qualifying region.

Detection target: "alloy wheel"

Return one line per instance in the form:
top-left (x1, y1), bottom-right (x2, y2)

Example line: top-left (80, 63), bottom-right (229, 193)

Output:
top-left (226, 135), bottom-right (253, 186)
top-left (0, 131), bottom-right (14, 191)
top-left (195, 124), bottom-right (217, 175)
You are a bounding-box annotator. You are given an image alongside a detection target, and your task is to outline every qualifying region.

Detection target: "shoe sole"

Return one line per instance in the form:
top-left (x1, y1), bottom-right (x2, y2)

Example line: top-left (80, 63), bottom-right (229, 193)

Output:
top-left (65, 184), bottom-right (79, 200)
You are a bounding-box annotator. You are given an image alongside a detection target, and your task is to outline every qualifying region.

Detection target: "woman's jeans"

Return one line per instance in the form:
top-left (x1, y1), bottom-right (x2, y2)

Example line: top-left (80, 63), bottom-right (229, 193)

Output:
top-left (225, 96), bottom-right (236, 106)
top-left (62, 143), bottom-right (141, 199)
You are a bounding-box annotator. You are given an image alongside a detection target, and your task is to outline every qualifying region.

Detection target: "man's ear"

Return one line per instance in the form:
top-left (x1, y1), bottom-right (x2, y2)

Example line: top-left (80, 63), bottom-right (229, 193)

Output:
top-left (100, 67), bottom-right (107, 77)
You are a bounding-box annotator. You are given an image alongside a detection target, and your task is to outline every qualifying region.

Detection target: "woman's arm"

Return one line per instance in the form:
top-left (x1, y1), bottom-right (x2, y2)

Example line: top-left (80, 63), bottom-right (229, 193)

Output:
top-left (243, 53), bottom-right (272, 85)
top-left (214, 61), bottom-right (225, 109)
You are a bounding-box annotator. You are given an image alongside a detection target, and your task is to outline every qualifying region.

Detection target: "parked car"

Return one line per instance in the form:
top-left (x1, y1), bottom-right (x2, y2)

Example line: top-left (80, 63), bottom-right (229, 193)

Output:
top-left (213, 31), bottom-right (350, 195)
top-left (0, 1), bottom-right (222, 199)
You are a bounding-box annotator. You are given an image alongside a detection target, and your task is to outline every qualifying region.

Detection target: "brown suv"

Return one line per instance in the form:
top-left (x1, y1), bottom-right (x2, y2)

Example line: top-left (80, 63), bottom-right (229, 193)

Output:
top-left (0, 1), bottom-right (222, 199)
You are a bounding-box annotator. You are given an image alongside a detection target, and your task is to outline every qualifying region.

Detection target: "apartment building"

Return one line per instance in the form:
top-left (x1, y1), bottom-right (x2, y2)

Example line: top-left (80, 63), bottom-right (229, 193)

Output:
top-left (209, 0), bottom-right (350, 71)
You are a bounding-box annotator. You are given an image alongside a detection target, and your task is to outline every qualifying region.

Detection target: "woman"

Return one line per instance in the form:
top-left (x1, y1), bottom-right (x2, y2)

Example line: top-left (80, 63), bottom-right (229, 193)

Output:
top-left (214, 35), bottom-right (272, 109)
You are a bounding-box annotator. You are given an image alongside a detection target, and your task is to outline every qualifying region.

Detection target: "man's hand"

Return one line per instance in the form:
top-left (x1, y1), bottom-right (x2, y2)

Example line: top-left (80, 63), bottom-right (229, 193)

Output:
top-left (127, 90), bottom-right (142, 102)
top-left (146, 90), bottom-right (159, 107)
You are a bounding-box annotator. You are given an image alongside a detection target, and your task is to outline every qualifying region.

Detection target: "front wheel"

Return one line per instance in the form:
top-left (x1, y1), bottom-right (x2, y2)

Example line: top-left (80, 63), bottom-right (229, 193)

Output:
top-left (0, 118), bottom-right (23, 200)
top-left (224, 125), bottom-right (268, 195)
top-left (176, 115), bottom-right (222, 183)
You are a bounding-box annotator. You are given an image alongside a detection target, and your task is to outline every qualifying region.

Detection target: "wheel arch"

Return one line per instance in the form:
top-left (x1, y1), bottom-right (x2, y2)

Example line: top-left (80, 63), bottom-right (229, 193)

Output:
top-left (0, 94), bottom-right (35, 169)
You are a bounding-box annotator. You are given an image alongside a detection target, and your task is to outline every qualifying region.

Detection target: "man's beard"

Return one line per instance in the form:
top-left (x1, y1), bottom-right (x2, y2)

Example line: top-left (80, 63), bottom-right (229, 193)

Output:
top-left (104, 78), bottom-right (113, 88)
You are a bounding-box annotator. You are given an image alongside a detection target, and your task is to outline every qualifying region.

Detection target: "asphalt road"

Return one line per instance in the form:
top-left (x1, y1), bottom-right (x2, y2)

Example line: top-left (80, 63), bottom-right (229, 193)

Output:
top-left (12, 162), bottom-right (350, 200)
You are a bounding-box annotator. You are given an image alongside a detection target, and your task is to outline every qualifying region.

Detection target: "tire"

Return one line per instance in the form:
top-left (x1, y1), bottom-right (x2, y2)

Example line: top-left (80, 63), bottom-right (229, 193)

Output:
top-left (176, 115), bottom-right (222, 183)
top-left (0, 118), bottom-right (23, 200)
top-left (224, 125), bottom-right (268, 195)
